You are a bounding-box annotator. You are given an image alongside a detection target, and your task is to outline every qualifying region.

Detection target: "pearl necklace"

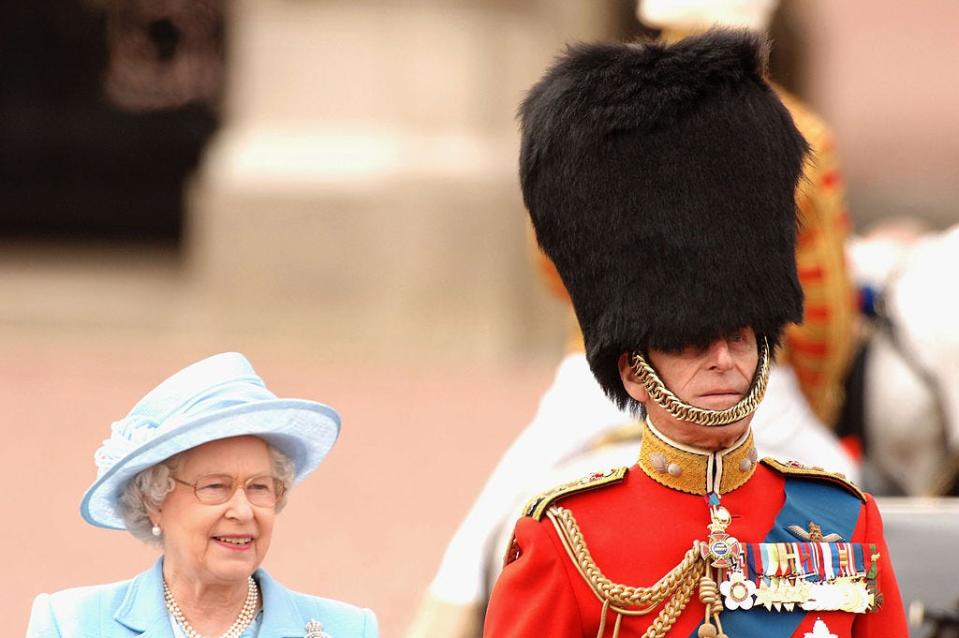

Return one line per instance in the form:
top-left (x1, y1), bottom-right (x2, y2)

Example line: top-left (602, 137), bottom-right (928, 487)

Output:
top-left (163, 576), bottom-right (259, 638)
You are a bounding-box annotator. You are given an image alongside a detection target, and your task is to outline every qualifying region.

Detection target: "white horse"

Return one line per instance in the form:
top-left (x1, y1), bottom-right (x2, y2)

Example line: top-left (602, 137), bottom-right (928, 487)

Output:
top-left (847, 222), bottom-right (959, 496)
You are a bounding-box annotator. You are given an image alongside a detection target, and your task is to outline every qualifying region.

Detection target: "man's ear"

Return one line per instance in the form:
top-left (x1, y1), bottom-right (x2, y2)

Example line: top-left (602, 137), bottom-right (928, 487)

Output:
top-left (618, 352), bottom-right (650, 403)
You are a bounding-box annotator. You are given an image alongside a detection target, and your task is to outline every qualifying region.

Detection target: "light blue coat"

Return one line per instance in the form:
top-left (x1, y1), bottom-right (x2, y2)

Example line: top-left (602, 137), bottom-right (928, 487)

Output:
top-left (26, 559), bottom-right (378, 638)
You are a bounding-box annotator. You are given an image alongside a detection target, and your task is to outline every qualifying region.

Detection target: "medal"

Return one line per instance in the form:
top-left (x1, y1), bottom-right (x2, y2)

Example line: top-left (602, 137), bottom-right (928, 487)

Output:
top-left (701, 504), bottom-right (742, 569)
top-left (741, 542), bottom-right (879, 614)
top-left (704, 532), bottom-right (741, 568)
top-left (756, 578), bottom-right (776, 611)
top-left (779, 580), bottom-right (795, 611)
top-left (842, 579), bottom-right (871, 613)
top-left (769, 578), bottom-right (786, 612)
top-left (801, 582), bottom-right (824, 611)
top-left (821, 580), bottom-right (846, 611)
top-left (720, 570), bottom-right (757, 610)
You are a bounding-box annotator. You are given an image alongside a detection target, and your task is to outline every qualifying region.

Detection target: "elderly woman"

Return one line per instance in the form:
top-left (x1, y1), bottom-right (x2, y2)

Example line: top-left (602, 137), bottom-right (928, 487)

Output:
top-left (27, 352), bottom-right (379, 638)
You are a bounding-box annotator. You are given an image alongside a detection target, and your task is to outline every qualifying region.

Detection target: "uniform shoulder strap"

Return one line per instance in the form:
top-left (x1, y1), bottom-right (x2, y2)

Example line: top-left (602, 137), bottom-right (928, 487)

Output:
top-left (523, 466), bottom-right (628, 521)
top-left (761, 457), bottom-right (866, 502)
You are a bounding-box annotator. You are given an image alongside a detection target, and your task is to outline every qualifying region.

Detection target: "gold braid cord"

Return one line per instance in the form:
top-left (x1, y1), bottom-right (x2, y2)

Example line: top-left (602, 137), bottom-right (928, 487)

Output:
top-left (630, 337), bottom-right (770, 427)
top-left (547, 507), bottom-right (707, 638)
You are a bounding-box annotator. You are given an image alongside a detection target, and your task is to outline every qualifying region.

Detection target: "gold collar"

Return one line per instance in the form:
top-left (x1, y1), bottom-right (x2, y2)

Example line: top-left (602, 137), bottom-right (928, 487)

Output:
top-left (637, 419), bottom-right (758, 495)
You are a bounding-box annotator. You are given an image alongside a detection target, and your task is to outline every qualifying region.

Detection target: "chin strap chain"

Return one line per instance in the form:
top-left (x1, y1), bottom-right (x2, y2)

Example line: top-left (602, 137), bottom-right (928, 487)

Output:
top-left (630, 337), bottom-right (770, 427)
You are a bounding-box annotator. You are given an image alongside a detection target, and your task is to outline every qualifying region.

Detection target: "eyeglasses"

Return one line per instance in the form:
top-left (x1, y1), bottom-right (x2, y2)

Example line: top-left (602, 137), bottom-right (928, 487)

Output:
top-left (170, 473), bottom-right (287, 507)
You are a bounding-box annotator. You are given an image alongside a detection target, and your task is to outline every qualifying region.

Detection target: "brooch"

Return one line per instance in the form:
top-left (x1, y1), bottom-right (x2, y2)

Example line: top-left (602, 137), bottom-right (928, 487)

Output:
top-left (305, 619), bottom-right (332, 638)
top-left (787, 521), bottom-right (844, 543)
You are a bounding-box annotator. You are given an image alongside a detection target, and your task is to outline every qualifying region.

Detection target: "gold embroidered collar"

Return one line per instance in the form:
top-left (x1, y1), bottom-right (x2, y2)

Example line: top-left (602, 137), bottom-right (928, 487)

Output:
top-left (637, 419), bottom-right (758, 495)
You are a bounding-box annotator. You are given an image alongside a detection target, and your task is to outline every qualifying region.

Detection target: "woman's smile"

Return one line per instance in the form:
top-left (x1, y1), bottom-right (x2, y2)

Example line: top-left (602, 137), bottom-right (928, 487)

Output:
top-left (211, 534), bottom-right (256, 551)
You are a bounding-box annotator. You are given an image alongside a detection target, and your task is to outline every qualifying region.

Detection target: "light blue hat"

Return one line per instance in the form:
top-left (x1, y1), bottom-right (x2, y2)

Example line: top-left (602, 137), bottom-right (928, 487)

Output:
top-left (81, 352), bottom-right (341, 530)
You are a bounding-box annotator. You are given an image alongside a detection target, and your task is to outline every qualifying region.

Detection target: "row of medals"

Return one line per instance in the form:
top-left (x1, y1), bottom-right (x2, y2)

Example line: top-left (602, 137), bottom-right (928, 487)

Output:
top-left (705, 504), bottom-right (877, 614)
top-left (749, 576), bottom-right (875, 613)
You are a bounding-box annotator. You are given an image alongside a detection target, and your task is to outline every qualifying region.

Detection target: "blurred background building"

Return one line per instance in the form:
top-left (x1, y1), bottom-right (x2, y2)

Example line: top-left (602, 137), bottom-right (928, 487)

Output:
top-left (2, 1), bottom-right (957, 636)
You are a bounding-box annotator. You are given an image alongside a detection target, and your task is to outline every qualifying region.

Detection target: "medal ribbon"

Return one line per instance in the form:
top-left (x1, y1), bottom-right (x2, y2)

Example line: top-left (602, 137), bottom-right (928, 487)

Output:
top-left (866, 544), bottom-right (879, 580)
top-left (741, 542), bottom-right (874, 584)
top-left (747, 542), bottom-right (760, 581)
top-left (777, 542), bottom-right (790, 576)
top-left (809, 542), bottom-right (821, 582)
top-left (842, 542), bottom-right (854, 577)
top-left (821, 543), bottom-right (835, 581)
top-left (771, 544), bottom-right (780, 576)
top-left (793, 543), bottom-right (807, 579)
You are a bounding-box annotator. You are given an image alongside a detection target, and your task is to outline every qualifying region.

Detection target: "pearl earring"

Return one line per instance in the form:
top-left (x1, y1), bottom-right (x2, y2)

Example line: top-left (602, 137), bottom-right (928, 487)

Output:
top-left (152, 524), bottom-right (162, 537)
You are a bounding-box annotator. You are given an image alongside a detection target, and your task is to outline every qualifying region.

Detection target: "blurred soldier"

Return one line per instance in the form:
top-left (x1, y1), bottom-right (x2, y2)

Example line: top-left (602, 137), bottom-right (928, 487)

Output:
top-left (484, 30), bottom-right (906, 637)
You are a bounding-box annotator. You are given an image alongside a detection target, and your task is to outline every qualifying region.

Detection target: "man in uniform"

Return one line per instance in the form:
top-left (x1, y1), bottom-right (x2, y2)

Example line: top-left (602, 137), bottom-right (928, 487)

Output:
top-left (407, 7), bottom-right (863, 636)
top-left (483, 30), bottom-right (906, 637)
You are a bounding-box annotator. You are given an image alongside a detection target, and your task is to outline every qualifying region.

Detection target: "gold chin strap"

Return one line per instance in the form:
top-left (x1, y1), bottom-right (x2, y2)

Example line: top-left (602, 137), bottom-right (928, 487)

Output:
top-left (630, 337), bottom-right (770, 427)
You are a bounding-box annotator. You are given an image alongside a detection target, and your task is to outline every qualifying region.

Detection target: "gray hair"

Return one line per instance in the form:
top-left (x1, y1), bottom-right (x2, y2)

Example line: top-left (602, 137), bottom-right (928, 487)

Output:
top-left (119, 443), bottom-right (296, 545)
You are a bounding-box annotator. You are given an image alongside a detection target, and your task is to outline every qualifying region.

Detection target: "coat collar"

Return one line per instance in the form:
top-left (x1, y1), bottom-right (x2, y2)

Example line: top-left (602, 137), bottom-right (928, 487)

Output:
top-left (257, 567), bottom-right (314, 637)
top-left (112, 559), bottom-right (172, 637)
top-left (114, 558), bottom-right (311, 638)
top-left (637, 418), bottom-right (758, 495)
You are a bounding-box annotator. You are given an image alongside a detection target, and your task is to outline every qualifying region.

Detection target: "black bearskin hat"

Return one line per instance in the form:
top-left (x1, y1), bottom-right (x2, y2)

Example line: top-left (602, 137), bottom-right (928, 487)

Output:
top-left (519, 30), bottom-right (808, 408)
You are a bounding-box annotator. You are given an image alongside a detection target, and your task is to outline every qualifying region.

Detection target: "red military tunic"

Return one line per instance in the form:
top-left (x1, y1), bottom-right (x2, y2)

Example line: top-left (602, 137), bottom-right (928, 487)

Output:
top-left (484, 421), bottom-right (906, 638)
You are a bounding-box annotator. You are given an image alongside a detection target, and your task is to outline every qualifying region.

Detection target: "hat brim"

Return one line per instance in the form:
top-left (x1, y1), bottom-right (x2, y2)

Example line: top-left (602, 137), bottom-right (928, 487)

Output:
top-left (80, 399), bottom-right (340, 530)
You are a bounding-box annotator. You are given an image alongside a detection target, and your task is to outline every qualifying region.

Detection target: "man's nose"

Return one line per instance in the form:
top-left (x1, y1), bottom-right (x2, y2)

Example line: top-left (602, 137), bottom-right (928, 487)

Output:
top-left (706, 339), bottom-right (735, 370)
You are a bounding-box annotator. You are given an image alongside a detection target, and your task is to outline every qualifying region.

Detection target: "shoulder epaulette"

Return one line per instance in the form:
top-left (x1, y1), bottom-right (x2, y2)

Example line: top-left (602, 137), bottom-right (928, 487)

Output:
top-left (761, 457), bottom-right (866, 502)
top-left (523, 466), bottom-right (628, 521)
